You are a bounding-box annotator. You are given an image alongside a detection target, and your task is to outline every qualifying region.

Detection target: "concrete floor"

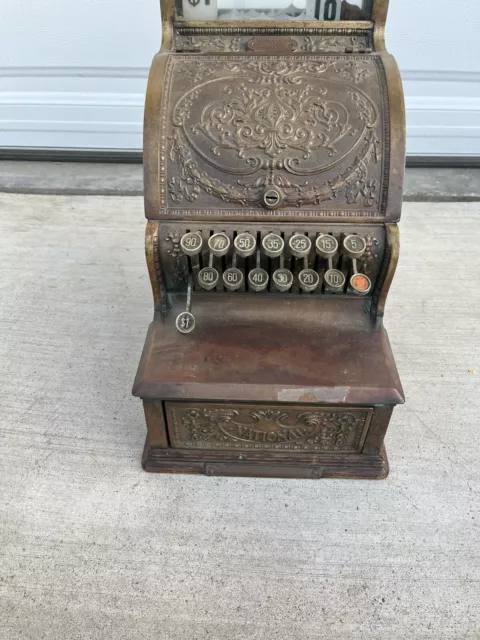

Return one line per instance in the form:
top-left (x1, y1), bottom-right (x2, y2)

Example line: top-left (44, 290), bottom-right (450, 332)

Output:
top-left (0, 194), bottom-right (479, 639)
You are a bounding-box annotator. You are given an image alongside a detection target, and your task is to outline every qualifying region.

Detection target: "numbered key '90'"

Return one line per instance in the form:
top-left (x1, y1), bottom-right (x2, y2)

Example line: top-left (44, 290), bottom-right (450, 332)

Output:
top-left (180, 231), bottom-right (203, 256)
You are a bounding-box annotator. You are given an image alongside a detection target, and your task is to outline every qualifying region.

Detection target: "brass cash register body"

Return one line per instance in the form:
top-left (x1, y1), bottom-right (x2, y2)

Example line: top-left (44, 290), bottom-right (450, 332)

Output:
top-left (133, 0), bottom-right (405, 478)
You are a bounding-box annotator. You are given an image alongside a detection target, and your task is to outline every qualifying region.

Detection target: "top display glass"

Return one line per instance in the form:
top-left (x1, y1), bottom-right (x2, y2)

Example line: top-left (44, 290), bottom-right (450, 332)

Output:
top-left (179, 0), bottom-right (372, 22)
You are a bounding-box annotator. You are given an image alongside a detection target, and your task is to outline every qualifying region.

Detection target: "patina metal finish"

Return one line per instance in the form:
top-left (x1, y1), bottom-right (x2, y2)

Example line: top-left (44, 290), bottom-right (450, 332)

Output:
top-left (133, 0), bottom-right (405, 479)
top-left (160, 55), bottom-right (387, 219)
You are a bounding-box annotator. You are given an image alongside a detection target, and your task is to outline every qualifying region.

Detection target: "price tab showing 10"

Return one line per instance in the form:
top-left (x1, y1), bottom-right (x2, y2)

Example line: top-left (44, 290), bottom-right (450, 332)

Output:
top-left (307, 0), bottom-right (341, 20)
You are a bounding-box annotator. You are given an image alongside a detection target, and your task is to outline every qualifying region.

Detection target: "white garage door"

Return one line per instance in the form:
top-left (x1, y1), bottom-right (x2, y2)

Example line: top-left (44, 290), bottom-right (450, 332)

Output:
top-left (1, 0), bottom-right (479, 157)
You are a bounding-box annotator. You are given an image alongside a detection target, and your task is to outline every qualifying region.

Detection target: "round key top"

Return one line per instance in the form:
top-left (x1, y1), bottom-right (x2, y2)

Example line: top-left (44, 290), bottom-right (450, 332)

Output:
top-left (248, 268), bottom-right (269, 292)
top-left (298, 269), bottom-right (320, 293)
top-left (324, 269), bottom-right (345, 293)
top-left (175, 311), bottom-right (195, 334)
top-left (180, 231), bottom-right (203, 256)
top-left (234, 232), bottom-right (256, 258)
top-left (272, 268), bottom-right (293, 292)
top-left (262, 233), bottom-right (284, 258)
top-left (208, 232), bottom-right (230, 257)
top-left (223, 267), bottom-right (244, 291)
top-left (198, 267), bottom-right (219, 290)
top-left (315, 234), bottom-right (338, 259)
top-left (288, 234), bottom-right (311, 258)
top-left (350, 273), bottom-right (372, 295)
top-left (343, 234), bottom-right (366, 259)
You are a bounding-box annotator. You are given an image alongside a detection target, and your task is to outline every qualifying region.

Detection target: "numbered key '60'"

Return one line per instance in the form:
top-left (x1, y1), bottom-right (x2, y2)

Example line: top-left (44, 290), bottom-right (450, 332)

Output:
top-left (223, 268), bottom-right (244, 291)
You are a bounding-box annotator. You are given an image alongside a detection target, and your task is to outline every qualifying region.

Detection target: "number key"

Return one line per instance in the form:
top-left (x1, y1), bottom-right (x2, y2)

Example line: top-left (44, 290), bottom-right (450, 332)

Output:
top-left (343, 234), bottom-right (366, 259)
top-left (298, 269), bottom-right (320, 293)
top-left (198, 267), bottom-right (219, 290)
top-left (315, 234), bottom-right (338, 259)
top-left (208, 232), bottom-right (230, 257)
top-left (248, 268), bottom-right (269, 292)
top-left (223, 267), bottom-right (244, 291)
top-left (288, 234), bottom-right (311, 258)
top-left (180, 231), bottom-right (203, 256)
top-left (175, 311), bottom-right (195, 334)
top-left (262, 233), bottom-right (284, 259)
top-left (324, 269), bottom-right (345, 293)
top-left (272, 268), bottom-right (293, 292)
top-left (234, 232), bottom-right (256, 258)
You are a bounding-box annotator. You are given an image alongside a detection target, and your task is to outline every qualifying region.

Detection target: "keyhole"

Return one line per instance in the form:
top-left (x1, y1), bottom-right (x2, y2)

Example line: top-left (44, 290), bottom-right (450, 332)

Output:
top-left (265, 194), bottom-right (277, 205)
top-left (262, 188), bottom-right (282, 210)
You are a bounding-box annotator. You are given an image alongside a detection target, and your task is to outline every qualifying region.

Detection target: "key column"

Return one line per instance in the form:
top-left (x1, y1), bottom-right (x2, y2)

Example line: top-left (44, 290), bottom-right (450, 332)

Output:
top-left (342, 235), bottom-right (372, 295)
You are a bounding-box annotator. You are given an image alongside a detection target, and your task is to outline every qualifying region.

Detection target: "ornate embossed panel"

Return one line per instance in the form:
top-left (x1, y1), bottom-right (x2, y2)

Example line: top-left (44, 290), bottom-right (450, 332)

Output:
top-left (165, 402), bottom-right (373, 452)
top-left (159, 55), bottom-right (388, 220)
top-left (173, 33), bottom-right (372, 54)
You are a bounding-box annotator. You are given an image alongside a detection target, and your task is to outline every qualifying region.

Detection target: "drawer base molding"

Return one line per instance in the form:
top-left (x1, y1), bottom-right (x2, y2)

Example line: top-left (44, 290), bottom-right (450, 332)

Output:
top-left (142, 438), bottom-right (389, 480)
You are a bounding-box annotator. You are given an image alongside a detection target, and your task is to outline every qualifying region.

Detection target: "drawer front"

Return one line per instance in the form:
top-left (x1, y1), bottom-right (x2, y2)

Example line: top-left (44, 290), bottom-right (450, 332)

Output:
top-left (165, 402), bottom-right (372, 453)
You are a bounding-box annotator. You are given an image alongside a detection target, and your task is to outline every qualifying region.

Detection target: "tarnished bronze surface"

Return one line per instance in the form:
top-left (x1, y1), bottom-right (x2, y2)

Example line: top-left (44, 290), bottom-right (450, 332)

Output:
top-left (142, 441), bottom-right (389, 479)
top-left (133, 298), bottom-right (404, 404)
top-left (134, 0), bottom-right (405, 479)
top-left (175, 32), bottom-right (372, 53)
top-left (165, 402), bottom-right (372, 452)
top-left (247, 37), bottom-right (299, 52)
top-left (152, 54), bottom-right (390, 221)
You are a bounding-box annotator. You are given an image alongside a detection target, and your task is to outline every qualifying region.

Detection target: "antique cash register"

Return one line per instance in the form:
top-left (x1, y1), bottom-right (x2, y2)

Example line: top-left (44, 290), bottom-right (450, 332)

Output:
top-left (133, 0), bottom-right (405, 478)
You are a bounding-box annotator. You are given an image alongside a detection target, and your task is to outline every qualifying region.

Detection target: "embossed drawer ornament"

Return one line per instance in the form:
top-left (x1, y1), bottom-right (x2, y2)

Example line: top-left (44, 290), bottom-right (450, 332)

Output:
top-left (166, 403), bottom-right (372, 453)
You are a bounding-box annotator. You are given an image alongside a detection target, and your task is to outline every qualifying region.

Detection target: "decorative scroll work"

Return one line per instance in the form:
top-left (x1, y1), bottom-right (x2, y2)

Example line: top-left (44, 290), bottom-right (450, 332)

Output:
top-left (164, 232), bottom-right (188, 287)
top-left (175, 34), bottom-right (242, 52)
top-left (163, 56), bottom-right (385, 215)
top-left (302, 35), bottom-right (370, 53)
top-left (167, 404), bottom-right (372, 452)
top-left (359, 234), bottom-right (380, 274)
top-left (174, 34), bottom-right (371, 54)
top-left (193, 84), bottom-right (348, 160)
